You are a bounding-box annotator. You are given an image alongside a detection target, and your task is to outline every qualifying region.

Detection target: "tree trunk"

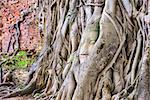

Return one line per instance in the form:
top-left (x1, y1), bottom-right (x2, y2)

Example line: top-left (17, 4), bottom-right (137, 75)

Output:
top-left (2, 0), bottom-right (150, 100)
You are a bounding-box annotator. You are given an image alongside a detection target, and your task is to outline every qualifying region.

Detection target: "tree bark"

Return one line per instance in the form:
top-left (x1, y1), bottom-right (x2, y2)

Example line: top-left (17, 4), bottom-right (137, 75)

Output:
top-left (2, 0), bottom-right (150, 100)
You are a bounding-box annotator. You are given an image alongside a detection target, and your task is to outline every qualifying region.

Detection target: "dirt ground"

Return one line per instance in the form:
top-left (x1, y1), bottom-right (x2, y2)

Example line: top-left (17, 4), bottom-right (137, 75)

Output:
top-left (2, 95), bottom-right (34, 100)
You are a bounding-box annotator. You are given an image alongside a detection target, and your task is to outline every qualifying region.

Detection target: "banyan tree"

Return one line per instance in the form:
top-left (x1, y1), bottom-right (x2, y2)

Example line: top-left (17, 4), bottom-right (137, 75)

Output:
top-left (2, 0), bottom-right (150, 100)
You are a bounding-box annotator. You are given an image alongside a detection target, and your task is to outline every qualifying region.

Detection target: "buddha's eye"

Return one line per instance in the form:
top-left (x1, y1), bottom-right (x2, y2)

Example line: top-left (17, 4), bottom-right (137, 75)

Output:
top-left (90, 40), bottom-right (95, 44)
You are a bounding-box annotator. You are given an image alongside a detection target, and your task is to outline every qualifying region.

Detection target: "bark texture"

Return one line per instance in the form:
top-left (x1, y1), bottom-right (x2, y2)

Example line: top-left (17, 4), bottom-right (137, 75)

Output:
top-left (2, 0), bottom-right (150, 100)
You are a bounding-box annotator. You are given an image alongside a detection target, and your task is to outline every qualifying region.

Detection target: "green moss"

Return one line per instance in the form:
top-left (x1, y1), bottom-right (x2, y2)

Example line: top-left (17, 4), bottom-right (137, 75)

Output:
top-left (3, 51), bottom-right (35, 69)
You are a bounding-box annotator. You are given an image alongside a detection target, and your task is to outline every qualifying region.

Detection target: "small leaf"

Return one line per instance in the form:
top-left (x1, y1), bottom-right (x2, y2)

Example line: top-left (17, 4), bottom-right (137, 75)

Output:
top-left (17, 51), bottom-right (27, 57)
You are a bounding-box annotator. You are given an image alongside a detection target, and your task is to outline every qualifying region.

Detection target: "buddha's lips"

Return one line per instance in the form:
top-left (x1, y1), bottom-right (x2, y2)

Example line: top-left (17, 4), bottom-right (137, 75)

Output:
top-left (79, 54), bottom-right (89, 63)
top-left (80, 54), bottom-right (88, 55)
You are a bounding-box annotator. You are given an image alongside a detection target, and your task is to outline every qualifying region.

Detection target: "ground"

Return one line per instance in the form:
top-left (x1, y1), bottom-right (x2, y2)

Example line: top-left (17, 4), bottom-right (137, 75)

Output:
top-left (3, 95), bottom-right (33, 100)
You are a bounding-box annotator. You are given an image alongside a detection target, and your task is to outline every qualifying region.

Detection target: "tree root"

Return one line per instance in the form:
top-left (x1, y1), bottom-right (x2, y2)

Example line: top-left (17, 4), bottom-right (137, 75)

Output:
top-left (131, 31), bottom-right (142, 83)
top-left (56, 72), bottom-right (76, 100)
top-left (1, 79), bottom-right (36, 99)
top-left (0, 82), bottom-right (14, 87)
top-left (112, 72), bottom-right (139, 99)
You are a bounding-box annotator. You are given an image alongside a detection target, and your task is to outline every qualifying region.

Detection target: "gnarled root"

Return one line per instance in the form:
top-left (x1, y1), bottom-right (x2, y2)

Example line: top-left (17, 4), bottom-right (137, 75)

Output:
top-left (56, 72), bottom-right (76, 100)
top-left (1, 79), bottom-right (36, 99)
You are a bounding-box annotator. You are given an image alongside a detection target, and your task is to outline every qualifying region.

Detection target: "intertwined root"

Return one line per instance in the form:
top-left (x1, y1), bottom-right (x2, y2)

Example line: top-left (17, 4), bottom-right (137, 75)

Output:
top-left (1, 79), bottom-right (36, 99)
top-left (1, 0), bottom-right (150, 100)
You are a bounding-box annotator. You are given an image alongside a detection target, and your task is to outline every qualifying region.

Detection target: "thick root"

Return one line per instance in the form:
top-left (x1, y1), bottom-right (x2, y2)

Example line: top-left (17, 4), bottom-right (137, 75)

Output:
top-left (56, 72), bottom-right (76, 100)
top-left (1, 79), bottom-right (36, 99)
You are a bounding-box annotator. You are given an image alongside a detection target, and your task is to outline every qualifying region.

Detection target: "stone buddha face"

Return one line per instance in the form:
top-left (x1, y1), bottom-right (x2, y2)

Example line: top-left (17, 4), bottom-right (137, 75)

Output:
top-left (79, 21), bottom-right (99, 63)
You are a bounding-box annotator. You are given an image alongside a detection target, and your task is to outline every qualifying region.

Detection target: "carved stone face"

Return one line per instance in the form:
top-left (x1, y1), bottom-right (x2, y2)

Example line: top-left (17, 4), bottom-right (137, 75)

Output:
top-left (79, 22), bottom-right (99, 63)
